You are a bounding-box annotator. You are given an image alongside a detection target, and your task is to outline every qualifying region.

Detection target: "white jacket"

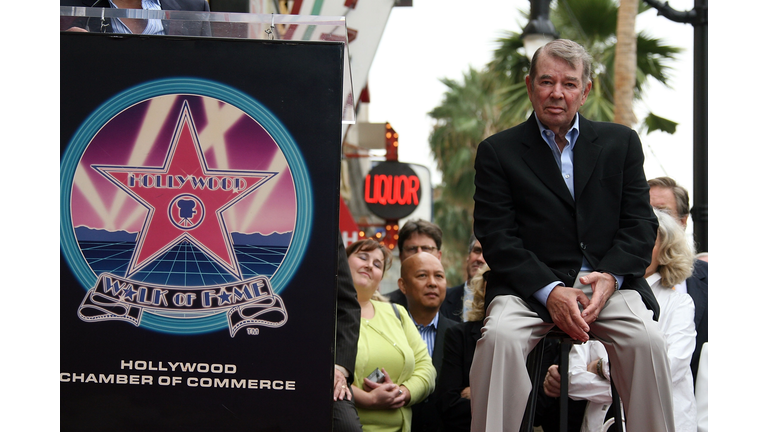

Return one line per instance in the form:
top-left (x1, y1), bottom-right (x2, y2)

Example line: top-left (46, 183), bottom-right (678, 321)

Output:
top-left (567, 273), bottom-right (697, 432)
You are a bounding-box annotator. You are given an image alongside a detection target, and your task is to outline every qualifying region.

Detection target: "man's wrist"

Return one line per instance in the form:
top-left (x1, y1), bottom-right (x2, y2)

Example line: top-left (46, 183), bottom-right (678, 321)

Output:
top-left (335, 364), bottom-right (349, 378)
top-left (605, 273), bottom-right (620, 290)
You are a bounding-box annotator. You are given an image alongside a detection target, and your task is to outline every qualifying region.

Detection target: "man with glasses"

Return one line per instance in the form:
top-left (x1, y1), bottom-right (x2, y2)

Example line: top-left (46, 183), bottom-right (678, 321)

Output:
top-left (648, 176), bottom-right (708, 384)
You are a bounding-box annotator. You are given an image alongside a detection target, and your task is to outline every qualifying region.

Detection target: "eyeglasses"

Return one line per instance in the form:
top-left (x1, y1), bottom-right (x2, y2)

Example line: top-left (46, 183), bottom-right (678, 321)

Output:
top-left (404, 245), bottom-right (438, 254)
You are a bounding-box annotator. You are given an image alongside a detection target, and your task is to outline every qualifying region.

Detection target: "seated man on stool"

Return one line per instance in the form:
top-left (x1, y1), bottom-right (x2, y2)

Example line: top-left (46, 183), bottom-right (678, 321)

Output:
top-left (470, 39), bottom-right (675, 431)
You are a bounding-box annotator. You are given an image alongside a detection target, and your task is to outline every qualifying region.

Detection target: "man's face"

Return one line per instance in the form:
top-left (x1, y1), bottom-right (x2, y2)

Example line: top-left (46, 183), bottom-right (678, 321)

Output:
top-left (399, 252), bottom-right (447, 312)
top-left (526, 53), bottom-right (591, 135)
top-left (465, 240), bottom-right (486, 280)
top-left (649, 186), bottom-right (687, 227)
top-left (400, 233), bottom-right (441, 261)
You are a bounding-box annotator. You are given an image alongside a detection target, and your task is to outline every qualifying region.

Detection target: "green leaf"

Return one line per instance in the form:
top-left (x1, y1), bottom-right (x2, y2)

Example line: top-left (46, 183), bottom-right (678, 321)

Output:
top-left (641, 112), bottom-right (678, 135)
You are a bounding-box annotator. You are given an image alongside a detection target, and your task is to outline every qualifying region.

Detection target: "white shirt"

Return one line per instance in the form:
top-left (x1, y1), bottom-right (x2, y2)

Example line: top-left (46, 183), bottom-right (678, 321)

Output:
top-left (566, 342), bottom-right (614, 432)
top-left (648, 273), bottom-right (698, 432)
top-left (462, 281), bottom-right (474, 322)
top-left (108, 0), bottom-right (165, 35)
top-left (531, 113), bottom-right (624, 306)
top-left (568, 273), bottom-right (697, 432)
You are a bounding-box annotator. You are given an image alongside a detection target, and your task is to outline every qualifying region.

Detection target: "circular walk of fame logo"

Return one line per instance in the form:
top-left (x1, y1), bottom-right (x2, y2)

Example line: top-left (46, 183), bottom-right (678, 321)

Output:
top-left (60, 78), bottom-right (311, 336)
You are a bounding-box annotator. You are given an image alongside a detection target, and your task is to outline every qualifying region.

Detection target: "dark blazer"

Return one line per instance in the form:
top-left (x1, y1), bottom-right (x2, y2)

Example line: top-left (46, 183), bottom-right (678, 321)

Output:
top-left (473, 114), bottom-right (660, 321)
top-left (686, 259), bottom-right (708, 383)
top-left (62, 0), bottom-right (211, 35)
top-left (388, 287), bottom-right (463, 322)
top-left (442, 283), bottom-right (465, 322)
top-left (436, 320), bottom-right (482, 432)
top-left (411, 313), bottom-right (460, 432)
top-left (335, 234), bottom-right (360, 384)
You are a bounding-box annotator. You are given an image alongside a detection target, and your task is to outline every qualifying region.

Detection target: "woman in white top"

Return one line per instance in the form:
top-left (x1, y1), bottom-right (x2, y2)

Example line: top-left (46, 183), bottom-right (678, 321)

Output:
top-left (544, 209), bottom-right (697, 432)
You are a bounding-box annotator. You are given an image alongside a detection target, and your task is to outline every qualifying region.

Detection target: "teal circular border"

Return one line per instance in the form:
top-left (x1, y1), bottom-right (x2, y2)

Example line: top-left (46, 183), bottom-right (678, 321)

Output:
top-left (60, 77), bottom-right (312, 334)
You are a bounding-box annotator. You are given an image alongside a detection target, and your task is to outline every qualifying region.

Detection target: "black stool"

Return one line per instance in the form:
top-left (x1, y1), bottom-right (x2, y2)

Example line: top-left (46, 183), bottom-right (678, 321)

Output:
top-left (521, 328), bottom-right (624, 432)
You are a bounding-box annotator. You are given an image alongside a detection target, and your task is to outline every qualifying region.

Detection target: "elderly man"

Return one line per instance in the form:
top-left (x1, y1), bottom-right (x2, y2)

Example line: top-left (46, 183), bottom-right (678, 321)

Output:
top-left (442, 235), bottom-right (486, 323)
top-left (649, 176), bottom-right (708, 383)
top-left (398, 252), bottom-right (459, 432)
top-left (470, 39), bottom-right (674, 431)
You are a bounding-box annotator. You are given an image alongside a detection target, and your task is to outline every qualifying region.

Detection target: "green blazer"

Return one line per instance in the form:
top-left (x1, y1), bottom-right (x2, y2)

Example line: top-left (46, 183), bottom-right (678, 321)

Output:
top-left (354, 301), bottom-right (437, 432)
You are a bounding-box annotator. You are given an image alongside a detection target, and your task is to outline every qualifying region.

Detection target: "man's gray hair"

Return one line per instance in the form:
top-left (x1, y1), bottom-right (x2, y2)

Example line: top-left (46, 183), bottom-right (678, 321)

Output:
top-left (648, 176), bottom-right (690, 221)
top-left (529, 39), bottom-right (593, 87)
top-left (467, 234), bottom-right (478, 255)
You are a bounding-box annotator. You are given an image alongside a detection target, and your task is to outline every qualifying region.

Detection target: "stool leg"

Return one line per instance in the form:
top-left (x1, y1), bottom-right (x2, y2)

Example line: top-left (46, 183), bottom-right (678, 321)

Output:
top-left (559, 339), bottom-right (572, 432)
top-left (609, 377), bottom-right (623, 432)
top-left (521, 339), bottom-right (546, 432)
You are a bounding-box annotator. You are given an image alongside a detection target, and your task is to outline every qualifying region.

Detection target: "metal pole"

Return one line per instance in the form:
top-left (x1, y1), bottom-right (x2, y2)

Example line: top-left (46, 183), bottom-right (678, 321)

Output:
top-left (691, 0), bottom-right (708, 252)
top-left (643, 0), bottom-right (708, 252)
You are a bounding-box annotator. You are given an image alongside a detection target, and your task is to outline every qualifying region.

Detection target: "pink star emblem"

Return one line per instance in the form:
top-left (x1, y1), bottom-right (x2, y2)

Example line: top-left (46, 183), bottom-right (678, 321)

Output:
top-left (93, 100), bottom-right (275, 280)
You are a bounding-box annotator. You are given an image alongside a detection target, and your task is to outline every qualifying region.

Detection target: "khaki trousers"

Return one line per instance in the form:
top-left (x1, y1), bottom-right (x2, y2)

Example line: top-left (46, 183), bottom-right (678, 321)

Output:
top-left (469, 275), bottom-right (676, 432)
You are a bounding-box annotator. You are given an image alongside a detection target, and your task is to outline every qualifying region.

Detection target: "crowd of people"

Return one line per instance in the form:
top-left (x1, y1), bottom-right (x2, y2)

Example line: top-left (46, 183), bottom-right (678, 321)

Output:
top-left (333, 39), bottom-right (708, 432)
top-left (63, 7), bottom-right (708, 429)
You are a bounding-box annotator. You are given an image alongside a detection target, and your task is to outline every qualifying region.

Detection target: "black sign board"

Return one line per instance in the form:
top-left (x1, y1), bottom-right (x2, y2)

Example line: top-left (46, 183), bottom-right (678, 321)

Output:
top-left (60, 32), bottom-right (343, 431)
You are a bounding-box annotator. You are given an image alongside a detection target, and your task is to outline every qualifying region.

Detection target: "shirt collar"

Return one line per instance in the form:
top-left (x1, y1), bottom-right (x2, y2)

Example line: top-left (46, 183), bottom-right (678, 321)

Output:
top-left (534, 112), bottom-right (581, 150)
top-left (646, 272), bottom-right (662, 287)
top-left (411, 311), bottom-right (439, 329)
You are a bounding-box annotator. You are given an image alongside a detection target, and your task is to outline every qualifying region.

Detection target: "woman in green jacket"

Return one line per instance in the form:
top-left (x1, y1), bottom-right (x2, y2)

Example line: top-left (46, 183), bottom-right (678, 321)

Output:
top-left (346, 239), bottom-right (437, 432)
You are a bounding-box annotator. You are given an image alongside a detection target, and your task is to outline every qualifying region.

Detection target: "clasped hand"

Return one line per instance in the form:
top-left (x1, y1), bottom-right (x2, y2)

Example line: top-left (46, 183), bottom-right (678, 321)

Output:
top-left (546, 272), bottom-right (616, 342)
top-left (358, 367), bottom-right (410, 409)
top-left (333, 368), bottom-right (351, 401)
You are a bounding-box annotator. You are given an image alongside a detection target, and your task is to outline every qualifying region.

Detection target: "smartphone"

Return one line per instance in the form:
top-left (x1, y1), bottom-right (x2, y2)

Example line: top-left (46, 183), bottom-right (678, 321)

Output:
top-left (366, 367), bottom-right (385, 383)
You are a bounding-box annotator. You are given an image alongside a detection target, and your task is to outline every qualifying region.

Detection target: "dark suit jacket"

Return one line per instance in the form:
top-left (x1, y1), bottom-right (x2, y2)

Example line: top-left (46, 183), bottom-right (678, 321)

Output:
top-left (410, 312), bottom-right (460, 432)
top-left (388, 286), bottom-right (463, 322)
top-left (686, 259), bottom-right (708, 383)
top-left (473, 114), bottom-right (660, 321)
top-left (62, 0), bottom-right (211, 35)
top-left (442, 283), bottom-right (465, 322)
top-left (436, 320), bottom-right (482, 432)
top-left (335, 234), bottom-right (360, 384)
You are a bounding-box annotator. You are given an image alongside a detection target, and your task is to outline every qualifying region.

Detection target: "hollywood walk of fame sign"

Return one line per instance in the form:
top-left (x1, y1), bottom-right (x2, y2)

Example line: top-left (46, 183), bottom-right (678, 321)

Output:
top-left (60, 31), bottom-right (345, 430)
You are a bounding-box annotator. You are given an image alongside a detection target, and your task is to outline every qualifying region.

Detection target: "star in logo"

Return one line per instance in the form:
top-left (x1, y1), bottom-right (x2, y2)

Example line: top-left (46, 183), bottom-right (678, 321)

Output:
top-left (92, 100), bottom-right (276, 280)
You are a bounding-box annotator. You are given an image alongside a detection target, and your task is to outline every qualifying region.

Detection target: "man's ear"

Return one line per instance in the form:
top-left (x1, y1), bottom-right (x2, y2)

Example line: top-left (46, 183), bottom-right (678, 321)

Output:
top-left (581, 80), bottom-right (592, 105)
top-left (398, 278), bottom-right (406, 294)
top-left (525, 74), bottom-right (533, 100)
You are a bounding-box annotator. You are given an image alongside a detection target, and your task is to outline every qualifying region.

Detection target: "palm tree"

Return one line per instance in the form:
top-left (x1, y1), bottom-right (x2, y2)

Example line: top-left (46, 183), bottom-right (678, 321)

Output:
top-left (427, 68), bottom-right (522, 284)
top-left (614, 0), bottom-right (640, 127)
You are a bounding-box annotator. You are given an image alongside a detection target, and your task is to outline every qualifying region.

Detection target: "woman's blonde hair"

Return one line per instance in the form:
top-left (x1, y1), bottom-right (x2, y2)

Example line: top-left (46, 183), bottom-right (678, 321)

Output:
top-left (371, 290), bottom-right (389, 303)
top-left (654, 208), bottom-right (694, 287)
top-left (465, 264), bottom-right (490, 322)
